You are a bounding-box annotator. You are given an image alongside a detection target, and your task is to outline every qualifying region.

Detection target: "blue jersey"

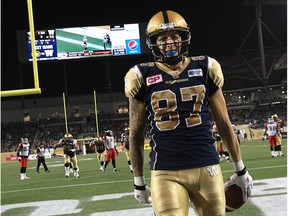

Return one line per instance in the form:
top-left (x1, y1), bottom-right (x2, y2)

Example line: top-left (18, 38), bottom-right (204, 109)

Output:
top-left (125, 56), bottom-right (223, 170)
top-left (60, 139), bottom-right (77, 156)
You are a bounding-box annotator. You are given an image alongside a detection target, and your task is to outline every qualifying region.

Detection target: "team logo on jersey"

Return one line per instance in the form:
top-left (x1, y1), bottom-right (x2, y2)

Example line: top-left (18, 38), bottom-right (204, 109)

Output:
top-left (205, 165), bottom-right (219, 177)
top-left (173, 71), bottom-right (180, 79)
top-left (128, 40), bottom-right (138, 50)
top-left (146, 74), bottom-right (163, 86)
top-left (188, 69), bottom-right (203, 77)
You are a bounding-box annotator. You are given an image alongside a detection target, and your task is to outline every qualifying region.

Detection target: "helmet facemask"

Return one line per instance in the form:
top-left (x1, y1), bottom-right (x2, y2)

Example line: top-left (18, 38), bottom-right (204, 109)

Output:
top-left (147, 31), bottom-right (190, 65)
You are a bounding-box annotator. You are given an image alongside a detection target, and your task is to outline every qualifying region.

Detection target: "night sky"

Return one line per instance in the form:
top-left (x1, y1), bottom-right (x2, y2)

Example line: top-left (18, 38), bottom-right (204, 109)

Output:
top-left (1, 0), bottom-right (287, 99)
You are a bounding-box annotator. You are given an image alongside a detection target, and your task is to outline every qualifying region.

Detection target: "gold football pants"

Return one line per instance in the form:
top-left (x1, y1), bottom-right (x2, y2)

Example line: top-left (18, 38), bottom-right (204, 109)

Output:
top-left (64, 154), bottom-right (78, 169)
top-left (151, 164), bottom-right (225, 216)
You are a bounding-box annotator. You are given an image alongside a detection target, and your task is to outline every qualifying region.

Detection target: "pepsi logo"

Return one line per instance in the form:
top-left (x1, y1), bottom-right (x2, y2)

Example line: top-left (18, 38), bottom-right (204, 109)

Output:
top-left (128, 40), bottom-right (138, 50)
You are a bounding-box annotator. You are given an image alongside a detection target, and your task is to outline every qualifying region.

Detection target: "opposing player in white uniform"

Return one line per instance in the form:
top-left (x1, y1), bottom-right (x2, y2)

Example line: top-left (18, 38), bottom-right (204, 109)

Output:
top-left (83, 35), bottom-right (88, 51)
top-left (263, 118), bottom-right (278, 157)
top-left (16, 138), bottom-right (30, 180)
top-left (103, 130), bottom-right (118, 172)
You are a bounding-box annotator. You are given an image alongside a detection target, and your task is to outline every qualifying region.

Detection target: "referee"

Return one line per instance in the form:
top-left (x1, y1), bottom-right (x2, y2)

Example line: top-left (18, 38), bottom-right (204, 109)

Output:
top-left (36, 143), bottom-right (50, 174)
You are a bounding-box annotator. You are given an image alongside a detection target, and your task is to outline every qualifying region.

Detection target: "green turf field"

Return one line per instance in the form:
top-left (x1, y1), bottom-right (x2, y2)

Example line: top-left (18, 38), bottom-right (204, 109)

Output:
top-left (1, 139), bottom-right (287, 216)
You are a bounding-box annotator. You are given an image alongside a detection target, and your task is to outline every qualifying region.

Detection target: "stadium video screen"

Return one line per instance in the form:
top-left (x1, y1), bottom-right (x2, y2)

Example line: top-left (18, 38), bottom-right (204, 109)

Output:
top-left (27, 23), bottom-right (142, 61)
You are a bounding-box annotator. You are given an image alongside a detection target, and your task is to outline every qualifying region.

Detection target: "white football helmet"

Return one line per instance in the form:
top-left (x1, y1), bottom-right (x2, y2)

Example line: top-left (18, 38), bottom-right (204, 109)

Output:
top-left (267, 118), bottom-right (274, 124)
top-left (22, 138), bottom-right (28, 143)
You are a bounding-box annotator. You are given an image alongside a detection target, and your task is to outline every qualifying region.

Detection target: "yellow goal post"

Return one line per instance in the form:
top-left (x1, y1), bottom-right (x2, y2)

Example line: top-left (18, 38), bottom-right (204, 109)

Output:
top-left (1, 0), bottom-right (41, 97)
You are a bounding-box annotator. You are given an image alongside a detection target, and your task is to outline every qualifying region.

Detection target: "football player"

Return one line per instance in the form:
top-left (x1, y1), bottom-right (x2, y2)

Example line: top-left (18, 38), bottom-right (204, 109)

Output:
top-left (54, 134), bottom-right (80, 178)
top-left (232, 124), bottom-right (241, 144)
top-left (92, 137), bottom-right (106, 171)
top-left (103, 34), bottom-right (111, 50)
top-left (16, 138), bottom-right (30, 180)
top-left (120, 127), bottom-right (134, 173)
top-left (272, 114), bottom-right (284, 156)
top-left (213, 125), bottom-right (230, 162)
top-left (124, 10), bottom-right (253, 216)
top-left (263, 117), bottom-right (279, 157)
top-left (82, 35), bottom-right (88, 51)
top-left (102, 130), bottom-right (118, 172)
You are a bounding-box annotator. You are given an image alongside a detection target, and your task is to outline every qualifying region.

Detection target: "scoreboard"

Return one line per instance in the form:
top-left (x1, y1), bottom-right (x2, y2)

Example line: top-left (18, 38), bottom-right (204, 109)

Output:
top-left (27, 29), bottom-right (58, 61)
top-left (27, 23), bottom-right (142, 61)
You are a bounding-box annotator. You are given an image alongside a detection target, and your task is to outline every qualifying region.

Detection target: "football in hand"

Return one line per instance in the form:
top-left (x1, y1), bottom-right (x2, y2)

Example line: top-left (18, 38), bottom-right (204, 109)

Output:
top-left (225, 183), bottom-right (246, 212)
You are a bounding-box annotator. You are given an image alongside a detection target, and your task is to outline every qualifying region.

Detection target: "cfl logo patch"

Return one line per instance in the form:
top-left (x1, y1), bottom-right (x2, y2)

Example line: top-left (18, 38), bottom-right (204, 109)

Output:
top-left (146, 74), bottom-right (163, 86)
top-left (205, 165), bottom-right (219, 176)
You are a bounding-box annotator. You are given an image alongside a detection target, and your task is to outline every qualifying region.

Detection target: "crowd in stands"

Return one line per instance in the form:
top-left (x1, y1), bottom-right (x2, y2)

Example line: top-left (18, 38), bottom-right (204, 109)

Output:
top-left (1, 104), bottom-right (286, 153)
top-left (228, 103), bottom-right (287, 129)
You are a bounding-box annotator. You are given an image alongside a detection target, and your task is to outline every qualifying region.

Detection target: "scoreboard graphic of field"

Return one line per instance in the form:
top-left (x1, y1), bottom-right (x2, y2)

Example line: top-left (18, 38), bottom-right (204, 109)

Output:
top-left (27, 24), bottom-right (141, 61)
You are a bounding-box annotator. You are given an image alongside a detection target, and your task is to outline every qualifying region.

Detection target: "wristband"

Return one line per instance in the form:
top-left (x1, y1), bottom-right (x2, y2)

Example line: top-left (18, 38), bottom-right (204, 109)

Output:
top-left (134, 176), bottom-right (145, 186)
top-left (235, 167), bottom-right (247, 176)
top-left (233, 160), bottom-right (245, 172)
top-left (134, 184), bottom-right (146, 190)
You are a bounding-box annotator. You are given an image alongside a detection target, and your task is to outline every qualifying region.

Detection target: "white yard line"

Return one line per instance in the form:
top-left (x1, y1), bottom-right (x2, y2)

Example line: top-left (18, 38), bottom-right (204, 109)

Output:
top-left (1, 177), bottom-right (286, 216)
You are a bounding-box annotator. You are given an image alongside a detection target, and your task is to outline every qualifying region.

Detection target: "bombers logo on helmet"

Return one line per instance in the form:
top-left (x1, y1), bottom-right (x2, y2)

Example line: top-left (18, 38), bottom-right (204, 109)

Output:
top-left (159, 22), bottom-right (176, 30)
top-left (128, 40), bottom-right (138, 50)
